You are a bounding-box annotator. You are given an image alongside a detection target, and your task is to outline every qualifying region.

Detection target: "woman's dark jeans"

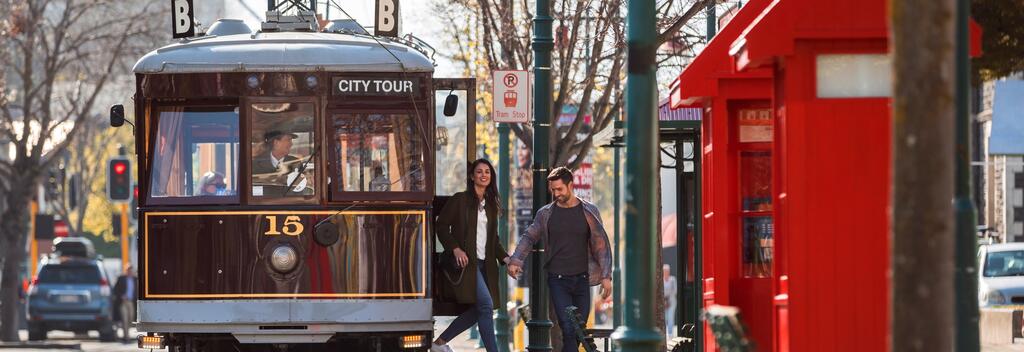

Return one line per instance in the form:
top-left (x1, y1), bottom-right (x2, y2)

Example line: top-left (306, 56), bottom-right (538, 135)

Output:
top-left (438, 260), bottom-right (497, 352)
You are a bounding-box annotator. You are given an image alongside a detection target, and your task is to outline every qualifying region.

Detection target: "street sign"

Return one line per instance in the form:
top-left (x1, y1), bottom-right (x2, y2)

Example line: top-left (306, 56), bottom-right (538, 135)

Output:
top-left (54, 219), bottom-right (69, 238)
top-left (171, 0), bottom-right (195, 39)
top-left (375, 0), bottom-right (399, 37)
top-left (492, 70), bottom-right (529, 123)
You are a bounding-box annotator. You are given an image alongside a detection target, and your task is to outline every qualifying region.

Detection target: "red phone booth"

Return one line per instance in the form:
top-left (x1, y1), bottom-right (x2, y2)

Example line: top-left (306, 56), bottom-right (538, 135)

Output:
top-left (670, 0), bottom-right (774, 349)
top-left (671, 0), bottom-right (981, 351)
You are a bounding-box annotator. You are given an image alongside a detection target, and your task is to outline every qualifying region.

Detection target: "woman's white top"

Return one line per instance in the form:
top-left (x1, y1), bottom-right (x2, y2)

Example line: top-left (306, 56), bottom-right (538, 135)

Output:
top-left (476, 199), bottom-right (488, 260)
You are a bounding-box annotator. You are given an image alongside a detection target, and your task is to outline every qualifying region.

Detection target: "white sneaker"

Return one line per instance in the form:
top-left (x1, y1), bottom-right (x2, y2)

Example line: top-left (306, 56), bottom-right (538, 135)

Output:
top-left (430, 342), bottom-right (454, 352)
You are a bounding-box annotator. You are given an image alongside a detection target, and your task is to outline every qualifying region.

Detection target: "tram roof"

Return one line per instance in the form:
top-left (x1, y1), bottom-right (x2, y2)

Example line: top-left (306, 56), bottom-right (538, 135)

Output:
top-left (133, 31), bottom-right (434, 74)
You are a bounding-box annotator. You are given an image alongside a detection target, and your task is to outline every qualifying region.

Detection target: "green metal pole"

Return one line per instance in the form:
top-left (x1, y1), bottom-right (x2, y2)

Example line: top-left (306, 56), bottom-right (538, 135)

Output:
top-left (675, 139), bottom-right (685, 338)
top-left (613, 138), bottom-right (622, 329)
top-left (497, 124), bottom-right (512, 352)
top-left (693, 133), bottom-right (703, 352)
top-left (528, 0), bottom-right (554, 348)
top-left (612, 0), bottom-right (662, 350)
top-left (706, 2), bottom-right (717, 41)
top-left (954, 0), bottom-right (979, 351)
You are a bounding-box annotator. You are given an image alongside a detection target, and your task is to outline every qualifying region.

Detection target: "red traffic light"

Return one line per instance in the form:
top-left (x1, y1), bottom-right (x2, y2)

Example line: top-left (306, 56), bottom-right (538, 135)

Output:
top-left (113, 162), bottom-right (127, 175)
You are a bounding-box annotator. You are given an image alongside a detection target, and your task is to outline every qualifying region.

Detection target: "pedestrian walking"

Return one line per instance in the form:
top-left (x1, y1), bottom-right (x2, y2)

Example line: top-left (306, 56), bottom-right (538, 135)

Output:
top-left (432, 159), bottom-right (510, 352)
top-left (507, 167), bottom-right (613, 352)
top-left (112, 265), bottom-right (137, 342)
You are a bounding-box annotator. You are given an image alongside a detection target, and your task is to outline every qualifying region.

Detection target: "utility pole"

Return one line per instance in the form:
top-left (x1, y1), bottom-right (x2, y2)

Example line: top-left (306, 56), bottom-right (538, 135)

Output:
top-left (528, 0), bottom-right (554, 349)
top-left (954, 0), bottom-right (980, 350)
top-left (891, 0), bottom-right (956, 350)
top-left (497, 124), bottom-right (512, 352)
top-left (612, 0), bottom-right (662, 351)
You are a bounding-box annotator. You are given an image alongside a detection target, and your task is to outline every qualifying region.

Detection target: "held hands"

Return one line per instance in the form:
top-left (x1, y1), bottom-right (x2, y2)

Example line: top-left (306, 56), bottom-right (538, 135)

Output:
top-left (599, 279), bottom-right (612, 300)
top-left (507, 263), bottom-right (522, 279)
top-left (453, 248), bottom-right (469, 268)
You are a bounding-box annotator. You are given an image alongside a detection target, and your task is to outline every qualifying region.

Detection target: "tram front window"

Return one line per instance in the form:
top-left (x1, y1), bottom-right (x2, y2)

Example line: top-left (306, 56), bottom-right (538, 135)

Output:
top-left (149, 105), bottom-right (240, 204)
top-left (330, 113), bottom-right (426, 195)
top-left (250, 102), bottom-right (316, 200)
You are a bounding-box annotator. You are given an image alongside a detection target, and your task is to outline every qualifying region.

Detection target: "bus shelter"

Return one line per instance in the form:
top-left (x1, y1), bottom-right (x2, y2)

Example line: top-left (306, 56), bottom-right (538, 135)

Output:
top-left (669, 0), bottom-right (981, 351)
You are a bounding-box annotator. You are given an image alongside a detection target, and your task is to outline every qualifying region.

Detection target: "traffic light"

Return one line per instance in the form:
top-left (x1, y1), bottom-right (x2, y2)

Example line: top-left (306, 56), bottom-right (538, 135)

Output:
top-left (67, 174), bottom-right (80, 209)
top-left (107, 158), bottom-right (131, 202)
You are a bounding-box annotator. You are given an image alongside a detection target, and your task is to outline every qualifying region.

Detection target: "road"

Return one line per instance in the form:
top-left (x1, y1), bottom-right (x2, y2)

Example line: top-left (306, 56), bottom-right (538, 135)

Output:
top-left (0, 329), bottom-right (140, 352)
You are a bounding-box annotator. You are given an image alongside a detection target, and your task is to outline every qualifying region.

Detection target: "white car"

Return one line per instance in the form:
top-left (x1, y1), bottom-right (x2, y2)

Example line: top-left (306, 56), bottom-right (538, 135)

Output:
top-left (979, 243), bottom-right (1024, 307)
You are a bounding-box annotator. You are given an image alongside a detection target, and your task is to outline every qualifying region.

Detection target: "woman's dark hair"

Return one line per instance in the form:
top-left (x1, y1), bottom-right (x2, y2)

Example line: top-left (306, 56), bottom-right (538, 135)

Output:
top-left (467, 158), bottom-right (503, 217)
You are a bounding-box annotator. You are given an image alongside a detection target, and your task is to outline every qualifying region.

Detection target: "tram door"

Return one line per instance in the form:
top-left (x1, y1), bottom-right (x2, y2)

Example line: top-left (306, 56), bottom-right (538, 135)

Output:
top-left (432, 78), bottom-right (477, 316)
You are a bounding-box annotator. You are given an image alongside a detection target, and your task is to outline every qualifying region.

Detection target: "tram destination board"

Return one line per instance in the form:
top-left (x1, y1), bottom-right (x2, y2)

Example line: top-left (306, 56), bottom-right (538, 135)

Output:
top-left (332, 77), bottom-right (422, 98)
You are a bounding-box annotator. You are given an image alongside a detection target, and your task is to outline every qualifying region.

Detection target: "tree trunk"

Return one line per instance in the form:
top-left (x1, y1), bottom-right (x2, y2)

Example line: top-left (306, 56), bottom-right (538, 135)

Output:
top-left (891, 0), bottom-right (956, 350)
top-left (0, 186), bottom-right (32, 342)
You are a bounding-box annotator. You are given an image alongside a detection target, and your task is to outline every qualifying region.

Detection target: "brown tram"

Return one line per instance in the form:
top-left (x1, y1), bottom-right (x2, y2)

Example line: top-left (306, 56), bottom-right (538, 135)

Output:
top-left (111, 15), bottom-right (477, 352)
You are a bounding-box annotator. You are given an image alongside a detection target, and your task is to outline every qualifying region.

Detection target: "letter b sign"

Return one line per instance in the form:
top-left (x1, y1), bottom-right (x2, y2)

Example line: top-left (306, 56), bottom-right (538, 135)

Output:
top-left (171, 0), bottom-right (195, 39)
top-left (375, 0), bottom-right (399, 37)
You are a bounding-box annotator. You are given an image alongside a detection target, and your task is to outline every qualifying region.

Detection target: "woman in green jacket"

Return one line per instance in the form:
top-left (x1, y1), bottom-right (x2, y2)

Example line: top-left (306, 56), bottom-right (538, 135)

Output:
top-left (431, 159), bottom-right (509, 352)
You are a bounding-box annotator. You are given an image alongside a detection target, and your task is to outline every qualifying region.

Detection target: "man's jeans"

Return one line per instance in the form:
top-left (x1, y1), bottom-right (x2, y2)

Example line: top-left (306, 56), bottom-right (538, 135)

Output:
top-left (549, 273), bottom-right (591, 352)
top-left (438, 260), bottom-right (497, 352)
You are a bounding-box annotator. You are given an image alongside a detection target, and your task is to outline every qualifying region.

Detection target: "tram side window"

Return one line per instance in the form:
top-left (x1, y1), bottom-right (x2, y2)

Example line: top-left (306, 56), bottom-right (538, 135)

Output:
top-left (250, 102), bottom-right (317, 199)
top-left (149, 106), bottom-right (240, 203)
top-left (330, 113), bottom-right (426, 194)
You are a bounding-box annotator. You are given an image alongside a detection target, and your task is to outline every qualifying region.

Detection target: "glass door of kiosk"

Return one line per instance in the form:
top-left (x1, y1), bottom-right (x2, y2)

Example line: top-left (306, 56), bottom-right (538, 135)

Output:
top-left (432, 78), bottom-right (477, 316)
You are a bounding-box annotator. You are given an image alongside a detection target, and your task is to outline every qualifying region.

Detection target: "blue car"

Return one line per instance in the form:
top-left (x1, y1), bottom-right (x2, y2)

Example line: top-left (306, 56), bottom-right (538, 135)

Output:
top-left (26, 257), bottom-right (116, 341)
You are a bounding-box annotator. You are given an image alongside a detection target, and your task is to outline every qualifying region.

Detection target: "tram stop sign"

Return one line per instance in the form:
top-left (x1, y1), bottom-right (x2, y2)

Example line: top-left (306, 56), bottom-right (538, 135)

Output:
top-left (492, 70), bottom-right (529, 123)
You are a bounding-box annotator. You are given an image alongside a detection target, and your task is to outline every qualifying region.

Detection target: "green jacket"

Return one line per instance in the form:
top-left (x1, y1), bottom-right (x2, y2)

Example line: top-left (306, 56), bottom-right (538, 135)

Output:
top-left (435, 191), bottom-right (509, 306)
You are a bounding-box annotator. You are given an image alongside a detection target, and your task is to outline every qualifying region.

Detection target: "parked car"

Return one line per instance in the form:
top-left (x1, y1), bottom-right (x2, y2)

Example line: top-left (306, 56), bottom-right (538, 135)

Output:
top-left (25, 255), bottom-right (115, 341)
top-left (979, 243), bottom-right (1024, 307)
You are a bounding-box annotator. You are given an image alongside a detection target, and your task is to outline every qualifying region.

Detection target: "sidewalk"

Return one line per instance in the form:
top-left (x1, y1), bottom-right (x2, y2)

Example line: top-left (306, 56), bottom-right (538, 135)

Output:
top-left (432, 317), bottom-right (487, 351)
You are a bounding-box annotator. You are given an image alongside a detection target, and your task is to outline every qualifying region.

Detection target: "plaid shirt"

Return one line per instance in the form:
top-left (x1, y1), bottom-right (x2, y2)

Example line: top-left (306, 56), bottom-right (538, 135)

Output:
top-left (508, 198), bottom-right (613, 286)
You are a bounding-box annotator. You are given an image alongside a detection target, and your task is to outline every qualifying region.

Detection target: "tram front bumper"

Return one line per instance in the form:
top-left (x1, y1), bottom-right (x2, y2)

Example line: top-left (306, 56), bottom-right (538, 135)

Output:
top-left (137, 299), bottom-right (433, 344)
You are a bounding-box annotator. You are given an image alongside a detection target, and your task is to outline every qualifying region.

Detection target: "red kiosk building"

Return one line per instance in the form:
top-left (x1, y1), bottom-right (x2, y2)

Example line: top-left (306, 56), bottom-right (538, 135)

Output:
top-left (669, 0), bottom-right (981, 351)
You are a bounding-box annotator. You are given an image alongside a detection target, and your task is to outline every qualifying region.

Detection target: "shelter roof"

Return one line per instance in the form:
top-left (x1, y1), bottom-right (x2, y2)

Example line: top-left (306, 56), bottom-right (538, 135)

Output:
top-left (670, 0), bottom-right (772, 108)
top-left (730, 0), bottom-right (982, 71)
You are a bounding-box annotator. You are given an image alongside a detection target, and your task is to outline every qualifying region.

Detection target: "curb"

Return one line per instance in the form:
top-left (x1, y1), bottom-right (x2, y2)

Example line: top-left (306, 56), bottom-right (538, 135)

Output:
top-left (0, 342), bottom-right (81, 350)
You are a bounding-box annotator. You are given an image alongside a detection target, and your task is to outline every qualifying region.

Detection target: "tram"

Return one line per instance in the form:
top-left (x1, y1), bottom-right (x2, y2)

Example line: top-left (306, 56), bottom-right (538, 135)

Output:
top-left (110, 7), bottom-right (476, 352)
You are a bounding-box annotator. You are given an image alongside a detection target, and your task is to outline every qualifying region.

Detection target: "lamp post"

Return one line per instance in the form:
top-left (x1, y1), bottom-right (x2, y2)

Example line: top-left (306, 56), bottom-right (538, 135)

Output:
top-left (953, 0), bottom-right (979, 350)
top-left (528, 0), bottom-right (554, 349)
top-left (496, 123), bottom-right (512, 352)
top-left (600, 127), bottom-right (625, 328)
top-left (611, 0), bottom-right (662, 351)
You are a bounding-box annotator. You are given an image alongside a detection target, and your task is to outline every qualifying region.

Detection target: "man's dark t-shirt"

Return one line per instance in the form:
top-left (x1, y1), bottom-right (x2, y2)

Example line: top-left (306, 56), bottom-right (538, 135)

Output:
top-left (547, 202), bottom-right (590, 276)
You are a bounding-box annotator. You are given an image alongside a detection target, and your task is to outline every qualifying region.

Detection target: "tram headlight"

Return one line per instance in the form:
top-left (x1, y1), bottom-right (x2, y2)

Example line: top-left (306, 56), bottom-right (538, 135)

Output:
top-left (305, 75), bottom-right (318, 89)
top-left (247, 74), bottom-right (260, 89)
top-left (270, 245), bottom-right (298, 273)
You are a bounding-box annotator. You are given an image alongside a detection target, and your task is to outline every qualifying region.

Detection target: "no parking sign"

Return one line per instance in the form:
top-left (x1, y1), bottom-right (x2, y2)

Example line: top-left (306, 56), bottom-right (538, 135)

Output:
top-left (492, 70), bottom-right (529, 123)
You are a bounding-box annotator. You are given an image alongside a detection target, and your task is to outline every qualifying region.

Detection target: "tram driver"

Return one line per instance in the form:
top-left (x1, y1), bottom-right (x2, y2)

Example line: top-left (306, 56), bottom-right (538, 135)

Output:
top-left (252, 129), bottom-right (312, 194)
top-left (254, 130), bottom-right (300, 173)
